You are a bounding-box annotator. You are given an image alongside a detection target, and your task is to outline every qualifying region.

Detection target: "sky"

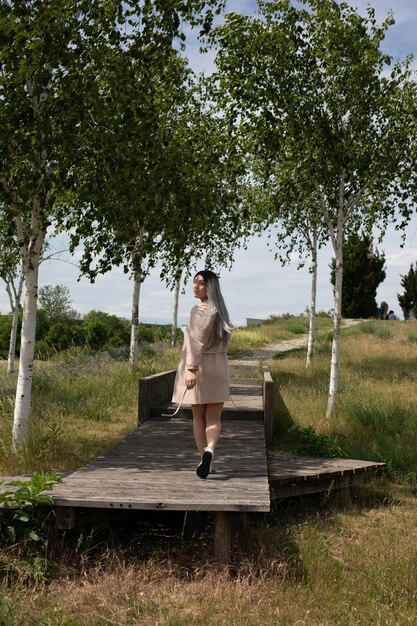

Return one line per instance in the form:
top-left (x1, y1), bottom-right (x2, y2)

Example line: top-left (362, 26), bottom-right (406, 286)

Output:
top-left (1, 0), bottom-right (416, 328)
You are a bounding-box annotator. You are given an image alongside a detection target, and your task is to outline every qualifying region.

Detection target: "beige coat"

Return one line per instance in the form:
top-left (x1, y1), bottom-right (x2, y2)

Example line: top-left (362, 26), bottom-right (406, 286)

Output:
top-left (172, 302), bottom-right (230, 405)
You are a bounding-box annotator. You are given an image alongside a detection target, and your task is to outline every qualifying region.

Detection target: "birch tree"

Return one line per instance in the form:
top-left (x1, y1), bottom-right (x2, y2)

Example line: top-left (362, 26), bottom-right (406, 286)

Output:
top-left (62, 55), bottom-right (244, 368)
top-left (171, 267), bottom-right (182, 347)
top-left (59, 47), bottom-right (197, 369)
top-left (129, 227), bottom-right (145, 368)
top-left (0, 0), bottom-right (227, 448)
top-left (0, 1), bottom-right (125, 447)
top-left (245, 162), bottom-right (328, 365)
top-left (0, 219), bottom-right (23, 373)
top-left (214, 0), bottom-right (417, 416)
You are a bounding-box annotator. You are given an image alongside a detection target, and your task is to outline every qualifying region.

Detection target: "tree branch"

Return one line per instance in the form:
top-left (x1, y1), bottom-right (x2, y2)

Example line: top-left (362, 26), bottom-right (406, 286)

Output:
top-left (314, 181), bottom-right (337, 250)
top-left (342, 174), bottom-right (379, 226)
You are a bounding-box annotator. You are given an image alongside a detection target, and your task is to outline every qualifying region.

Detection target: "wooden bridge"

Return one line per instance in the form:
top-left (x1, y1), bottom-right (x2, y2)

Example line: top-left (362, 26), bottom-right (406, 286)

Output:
top-left (1, 362), bottom-right (384, 563)
top-left (49, 363), bottom-right (272, 563)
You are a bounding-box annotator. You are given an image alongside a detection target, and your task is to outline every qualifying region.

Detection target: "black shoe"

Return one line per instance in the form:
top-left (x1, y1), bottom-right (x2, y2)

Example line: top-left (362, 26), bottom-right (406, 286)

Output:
top-left (196, 449), bottom-right (213, 479)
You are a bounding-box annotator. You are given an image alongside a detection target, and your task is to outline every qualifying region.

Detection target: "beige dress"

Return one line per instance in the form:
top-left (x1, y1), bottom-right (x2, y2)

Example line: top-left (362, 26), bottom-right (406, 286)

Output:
top-left (172, 302), bottom-right (230, 405)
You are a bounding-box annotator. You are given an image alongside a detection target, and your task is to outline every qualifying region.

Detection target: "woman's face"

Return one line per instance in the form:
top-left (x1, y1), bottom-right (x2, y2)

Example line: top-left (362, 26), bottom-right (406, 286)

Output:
top-left (193, 275), bottom-right (207, 301)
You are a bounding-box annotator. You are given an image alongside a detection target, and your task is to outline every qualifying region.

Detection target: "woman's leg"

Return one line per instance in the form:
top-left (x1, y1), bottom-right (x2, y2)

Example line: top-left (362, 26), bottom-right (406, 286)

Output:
top-left (205, 402), bottom-right (224, 450)
top-left (192, 403), bottom-right (224, 479)
top-left (191, 402), bottom-right (224, 453)
top-left (191, 404), bottom-right (207, 455)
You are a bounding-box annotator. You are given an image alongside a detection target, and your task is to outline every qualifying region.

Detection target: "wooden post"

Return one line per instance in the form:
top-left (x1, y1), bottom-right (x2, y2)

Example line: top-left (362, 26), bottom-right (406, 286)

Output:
top-left (233, 512), bottom-right (248, 536)
top-left (262, 366), bottom-right (274, 441)
top-left (138, 369), bottom-right (177, 425)
top-left (214, 511), bottom-right (232, 565)
top-left (55, 506), bottom-right (77, 530)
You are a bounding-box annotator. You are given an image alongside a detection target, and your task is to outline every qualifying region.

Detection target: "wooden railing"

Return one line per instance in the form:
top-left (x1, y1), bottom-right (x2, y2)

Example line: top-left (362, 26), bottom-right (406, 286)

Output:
top-left (138, 369), bottom-right (177, 425)
top-left (262, 366), bottom-right (274, 441)
top-left (138, 365), bottom-right (274, 440)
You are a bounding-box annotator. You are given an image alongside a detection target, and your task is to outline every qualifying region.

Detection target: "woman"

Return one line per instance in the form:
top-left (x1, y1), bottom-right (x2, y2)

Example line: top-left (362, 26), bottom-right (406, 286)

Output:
top-left (172, 270), bottom-right (233, 479)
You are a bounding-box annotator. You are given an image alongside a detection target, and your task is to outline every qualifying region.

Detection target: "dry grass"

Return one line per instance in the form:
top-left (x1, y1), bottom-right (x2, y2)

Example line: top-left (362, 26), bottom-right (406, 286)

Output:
top-left (228, 315), bottom-right (333, 357)
top-left (0, 346), bottom-right (180, 474)
top-left (2, 319), bottom-right (417, 625)
top-left (2, 484), bottom-right (417, 625)
top-left (269, 320), bottom-right (417, 475)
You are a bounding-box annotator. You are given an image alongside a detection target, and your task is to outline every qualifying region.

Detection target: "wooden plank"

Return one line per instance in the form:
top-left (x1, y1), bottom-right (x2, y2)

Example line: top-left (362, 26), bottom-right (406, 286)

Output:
top-left (270, 472), bottom-right (378, 499)
top-left (267, 451), bottom-right (385, 479)
top-left (267, 451), bottom-right (385, 500)
top-left (55, 506), bottom-right (77, 530)
top-left (229, 378), bottom-right (262, 386)
top-left (0, 475), bottom-right (32, 495)
top-left (228, 364), bottom-right (260, 377)
top-left (150, 406), bottom-right (263, 420)
top-left (50, 420), bottom-right (270, 513)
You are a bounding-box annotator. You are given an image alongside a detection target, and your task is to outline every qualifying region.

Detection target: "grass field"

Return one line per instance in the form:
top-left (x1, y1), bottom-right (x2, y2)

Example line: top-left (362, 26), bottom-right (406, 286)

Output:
top-left (1, 317), bottom-right (417, 625)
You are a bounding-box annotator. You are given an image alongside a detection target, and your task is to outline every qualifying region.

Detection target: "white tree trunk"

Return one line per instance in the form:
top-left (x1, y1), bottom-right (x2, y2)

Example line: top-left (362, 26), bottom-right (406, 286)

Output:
top-left (12, 230), bottom-right (44, 449)
top-left (7, 274), bottom-right (24, 374)
top-left (129, 272), bottom-right (142, 369)
top-left (171, 269), bottom-right (181, 347)
top-left (12, 75), bottom-right (51, 448)
top-left (129, 227), bottom-right (145, 369)
top-left (306, 230), bottom-right (318, 367)
top-left (326, 215), bottom-right (344, 418)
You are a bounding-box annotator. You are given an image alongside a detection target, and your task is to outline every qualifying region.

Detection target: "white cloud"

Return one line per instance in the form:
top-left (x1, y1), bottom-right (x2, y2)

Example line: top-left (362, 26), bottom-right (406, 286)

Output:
top-left (385, 248), bottom-right (417, 269)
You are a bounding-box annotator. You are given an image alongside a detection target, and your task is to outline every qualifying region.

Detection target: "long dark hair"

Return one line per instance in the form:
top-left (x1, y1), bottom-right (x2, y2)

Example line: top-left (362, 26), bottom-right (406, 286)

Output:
top-left (194, 270), bottom-right (233, 347)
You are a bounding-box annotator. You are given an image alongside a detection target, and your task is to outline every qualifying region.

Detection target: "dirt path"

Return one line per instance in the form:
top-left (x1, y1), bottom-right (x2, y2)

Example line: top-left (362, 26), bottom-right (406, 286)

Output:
top-left (234, 318), bottom-right (363, 364)
top-left (234, 335), bottom-right (309, 364)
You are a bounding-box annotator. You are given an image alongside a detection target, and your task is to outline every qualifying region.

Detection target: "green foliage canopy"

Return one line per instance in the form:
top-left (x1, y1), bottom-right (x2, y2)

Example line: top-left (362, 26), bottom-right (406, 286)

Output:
top-left (213, 0), bottom-right (417, 238)
top-left (58, 49), bottom-right (245, 288)
top-left (38, 285), bottom-right (78, 324)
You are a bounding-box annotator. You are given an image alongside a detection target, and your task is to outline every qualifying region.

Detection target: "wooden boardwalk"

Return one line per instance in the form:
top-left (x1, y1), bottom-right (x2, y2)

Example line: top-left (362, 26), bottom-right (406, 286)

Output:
top-left (268, 451), bottom-right (385, 499)
top-left (1, 361), bottom-right (384, 561)
top-left (47, 364), bottom-right (271, 560)
top-left (50, 419), bottom-right (270, 513)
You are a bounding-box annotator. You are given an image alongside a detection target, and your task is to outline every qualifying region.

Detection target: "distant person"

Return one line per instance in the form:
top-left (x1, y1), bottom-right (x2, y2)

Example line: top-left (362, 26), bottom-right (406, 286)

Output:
top-left (387, 310), bottom-right (399, 320)
top-left (171, 270), bottom-right (233, 479)
top-left (379, 301), bottom-right (389, 320)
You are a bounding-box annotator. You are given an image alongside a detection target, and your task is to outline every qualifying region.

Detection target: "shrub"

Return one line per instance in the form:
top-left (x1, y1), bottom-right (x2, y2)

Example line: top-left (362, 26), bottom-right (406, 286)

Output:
top-left (34, 339), bottom-right (55, 361)
top-left (45, 322), bottom-right (73, 351)
top-left (0, 472), bottom-right (62, 581)
top-left (285, 424), bottom-right (347, 458)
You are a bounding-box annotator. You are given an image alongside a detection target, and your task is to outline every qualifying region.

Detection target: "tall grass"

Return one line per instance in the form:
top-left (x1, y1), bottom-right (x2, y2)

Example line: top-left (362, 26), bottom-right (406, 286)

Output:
top-left (2, 490), bottom-right (417, 624)
top-left (2, 319), bottom-right (417, 625)
top-left (269, 320), bottom-right (417, 478)
top-left (228, 314), bottom-right (333, 356)
top-left (0, 346), bottom-right (180, 474)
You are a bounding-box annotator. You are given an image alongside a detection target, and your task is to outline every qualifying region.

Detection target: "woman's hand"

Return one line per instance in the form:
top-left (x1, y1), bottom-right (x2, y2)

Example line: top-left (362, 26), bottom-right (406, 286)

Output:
top-left (185, 369), bottom-right (197, 390)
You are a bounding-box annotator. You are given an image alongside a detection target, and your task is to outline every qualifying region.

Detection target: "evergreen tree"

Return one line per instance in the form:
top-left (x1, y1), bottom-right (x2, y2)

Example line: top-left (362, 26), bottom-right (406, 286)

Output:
top-left (331, 234), bottom-right (386, 318)
top-left (398, 263), bottom-right (417, 319)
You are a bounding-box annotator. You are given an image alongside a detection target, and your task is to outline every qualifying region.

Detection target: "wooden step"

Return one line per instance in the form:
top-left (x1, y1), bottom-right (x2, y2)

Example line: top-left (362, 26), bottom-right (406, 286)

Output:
top-left (150, 404), bottom-right (263, 420)
top-left (229, 377), bottom-right (262, 386)
top-left (228, 364), bottom-right (260, 376)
